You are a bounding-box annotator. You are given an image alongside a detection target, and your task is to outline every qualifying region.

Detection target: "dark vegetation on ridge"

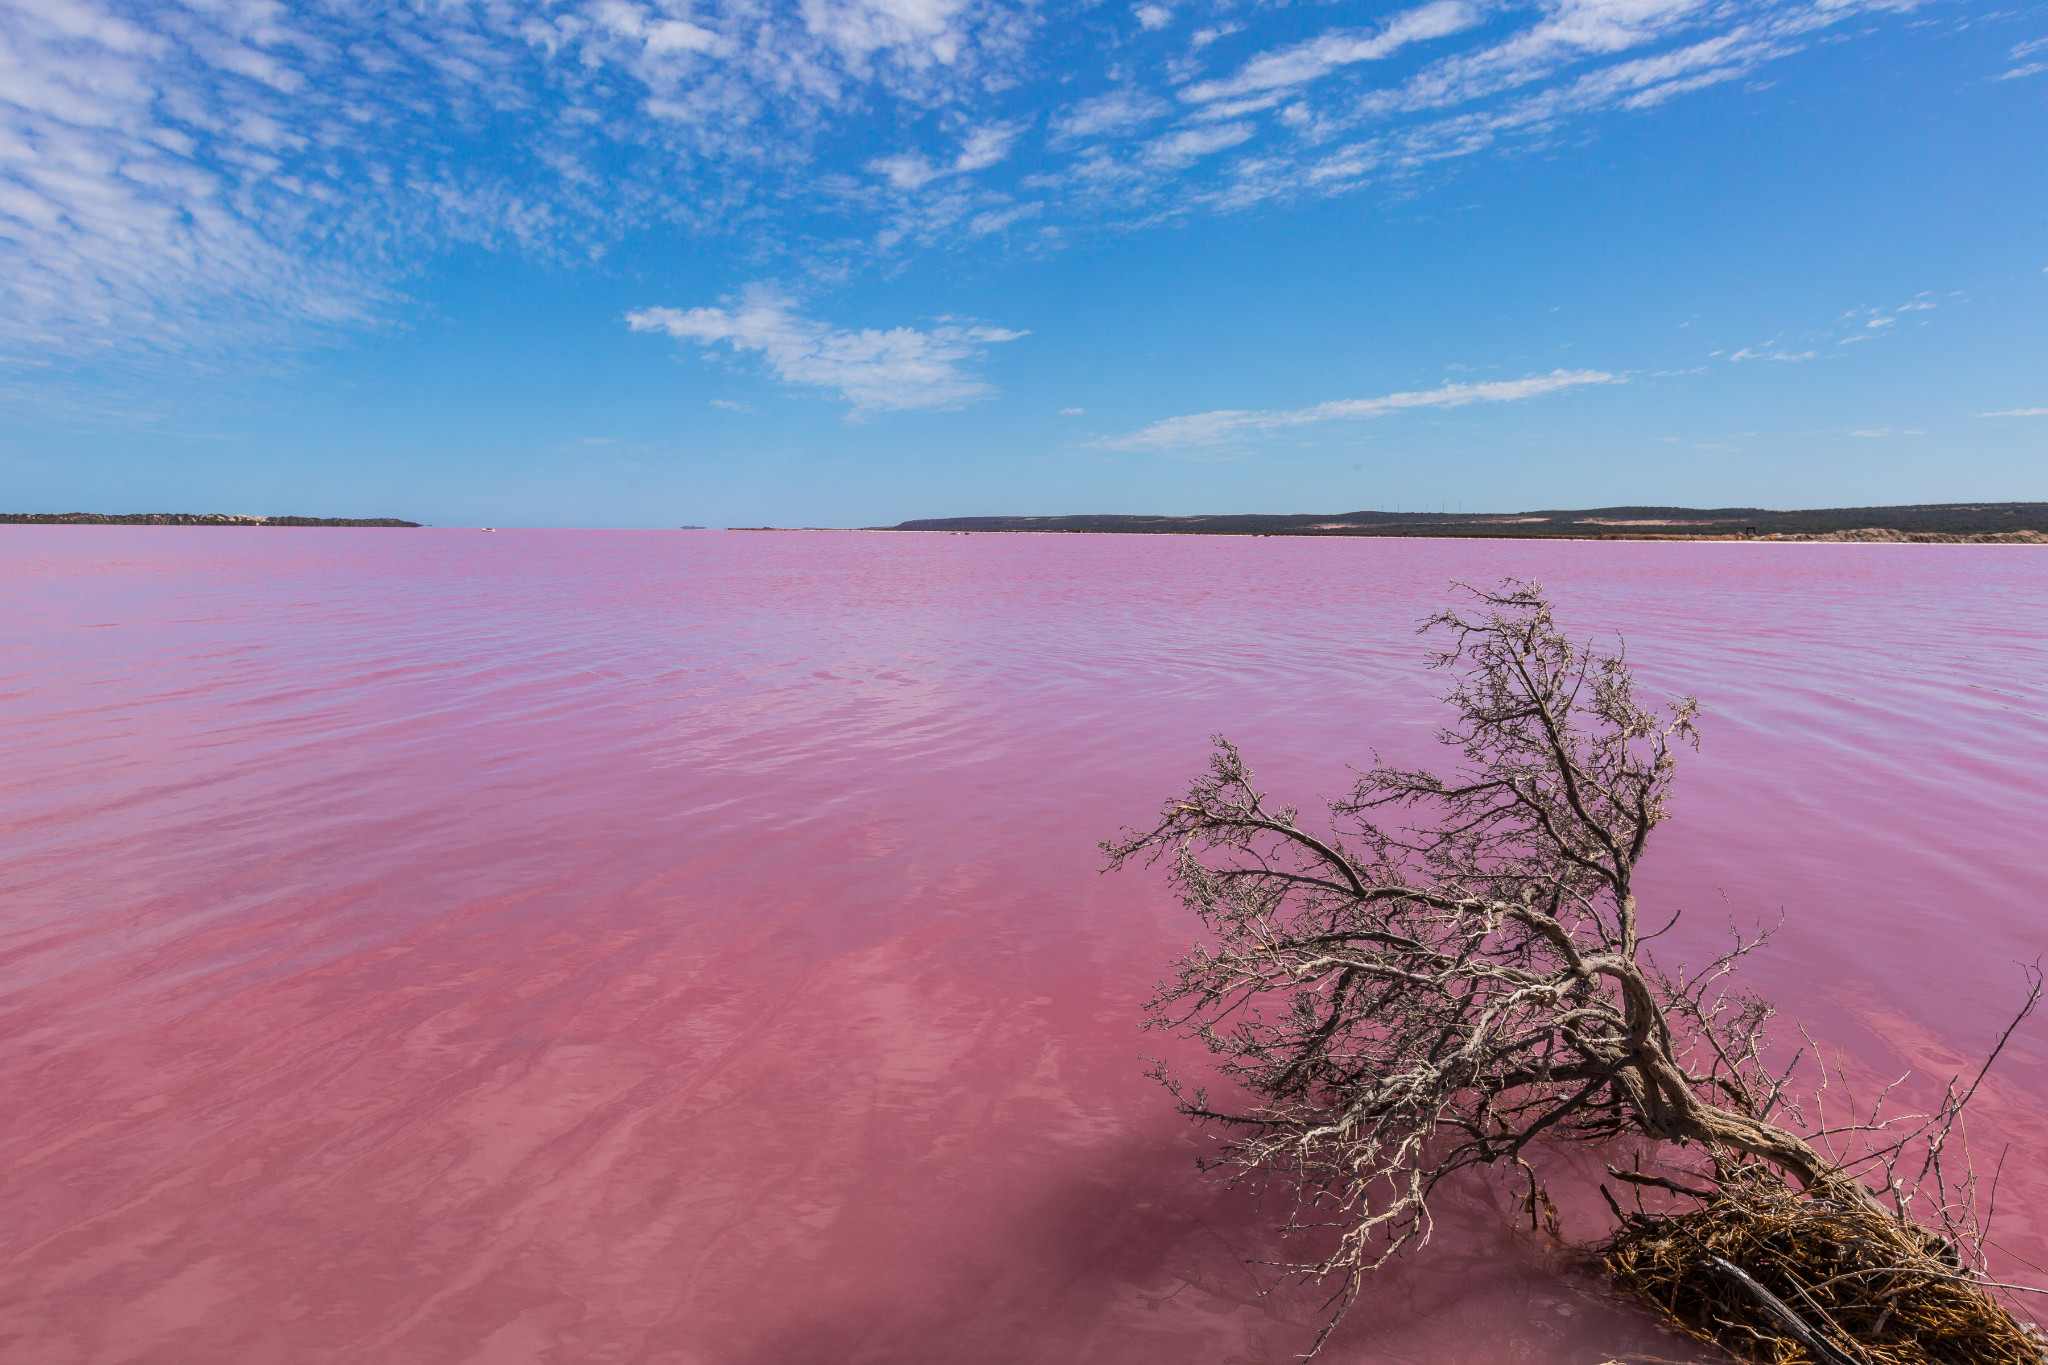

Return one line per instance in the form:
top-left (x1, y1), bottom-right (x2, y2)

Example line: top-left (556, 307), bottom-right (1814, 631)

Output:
top-left (889, 502), bottom-right (2048, 541)
top-left (0, 513), bottom-right (421, 527)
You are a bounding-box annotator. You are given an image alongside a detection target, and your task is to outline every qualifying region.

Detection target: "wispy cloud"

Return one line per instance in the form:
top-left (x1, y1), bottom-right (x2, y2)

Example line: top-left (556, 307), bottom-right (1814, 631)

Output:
top-left (1730, 347), bottom-right (1815, 362)
top-left (1099, 369), bottom-right (1618, 449)
top-left (1143, 124), bottom-right (1255, 166)
top-left (1181, 1), bottom-right (1480, 108)
top-left (0, 0), bottom-right (1031, 357)
top-left (869, 125), bottom-right (1024, 188)
top-left (1051, 90), bottom-right (1171, 143)
top-left (627, 287), bottom-right (1025, 414)
top-left (0, 0), bottom-right (1969, 360)
top-left (1996, 37), bottom-right (2047, 80)
top-left (1978, 408), bottom-right (2048, 417)
top-left (1362, 0), bottom-right (1714, 117)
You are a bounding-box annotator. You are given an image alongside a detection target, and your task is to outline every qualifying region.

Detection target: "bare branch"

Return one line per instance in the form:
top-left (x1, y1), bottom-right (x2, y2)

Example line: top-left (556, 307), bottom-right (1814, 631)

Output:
top-left (1111, 580), bottom-right (2040, 1359)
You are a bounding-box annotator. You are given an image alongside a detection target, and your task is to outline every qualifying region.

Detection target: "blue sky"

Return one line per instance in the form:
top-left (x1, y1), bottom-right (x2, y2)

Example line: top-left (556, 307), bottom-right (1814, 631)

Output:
top-left (1, 0), bottom-right (2042, 527)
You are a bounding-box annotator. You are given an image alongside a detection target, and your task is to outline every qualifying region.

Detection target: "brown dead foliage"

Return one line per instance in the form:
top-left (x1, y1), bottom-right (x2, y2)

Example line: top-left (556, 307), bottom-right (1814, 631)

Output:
top-left (1602, 1165), bottom-right (2043, 1364)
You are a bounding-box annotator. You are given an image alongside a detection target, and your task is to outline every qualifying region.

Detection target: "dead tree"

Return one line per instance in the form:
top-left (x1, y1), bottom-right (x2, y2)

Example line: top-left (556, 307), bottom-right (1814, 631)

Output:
top-left (1104, 579), bottom-right (1910, 1353)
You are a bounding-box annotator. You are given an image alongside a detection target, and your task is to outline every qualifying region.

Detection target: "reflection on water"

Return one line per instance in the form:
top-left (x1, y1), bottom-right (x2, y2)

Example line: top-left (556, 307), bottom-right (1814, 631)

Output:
top-left (1, 528), bottom-right (2042, 1362)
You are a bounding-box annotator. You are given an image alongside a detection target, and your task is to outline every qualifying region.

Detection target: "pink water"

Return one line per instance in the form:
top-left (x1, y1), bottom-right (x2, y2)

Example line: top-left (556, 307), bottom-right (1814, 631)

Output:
top-left (2, 529), bottom-right (2044, 1365)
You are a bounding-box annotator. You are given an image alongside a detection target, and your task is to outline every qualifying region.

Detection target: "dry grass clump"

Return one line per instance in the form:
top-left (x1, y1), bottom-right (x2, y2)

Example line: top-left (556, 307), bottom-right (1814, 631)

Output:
top-left (1602, 1164), bottom-right (2045, 1365)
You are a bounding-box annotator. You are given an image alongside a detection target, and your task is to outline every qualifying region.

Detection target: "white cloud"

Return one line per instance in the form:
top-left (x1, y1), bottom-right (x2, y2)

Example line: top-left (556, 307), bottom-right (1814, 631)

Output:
top-left (1100, 368), bottom-right (1618, 449)
top-left (1051, 90), bottom-right (1171, 142)
top-left (1978, 408), bottom-right (2048, 417)
top-left (1058, 406), bottom-right (1084, 414)
top-left (955, 126), bottom-right (1019, 172)
top-left (1369, 0), bottom-right (1713, 115)
top-left (627, 287), bottom-right (1025, 414)
top-left (869, 125), bottom-right (1022, 188)
top-left (1036, 0), bottom-right (1915, 225)
top-left (1730, 347), bottom-right (1815, 362)
top-left (592, 2), bottom-right (726, 56)
top-left (1833, 297), bottom-right (1939, 344)
top-left (869, 154), bottom-right (948, 190)
top-left (801, 0), bottom-right (978, 67)
top-left (1143, 123), bottom-right (1255, 166)
top-left (0, 0), bottom-right (1972, 363)
top-left (0, 0), bottom-right (1034, 357)
top-left (1182, 1), bottom-right (1479, 105)
top-left (1998, 37), bottom-right (2047, 78)
top-left (968, 202), bottom-right (1042, 234)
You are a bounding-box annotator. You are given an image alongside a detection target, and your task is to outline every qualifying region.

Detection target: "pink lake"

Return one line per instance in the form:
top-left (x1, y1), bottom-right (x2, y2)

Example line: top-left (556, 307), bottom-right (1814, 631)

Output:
top-left (2, 528), bottom-right (2045, 1364)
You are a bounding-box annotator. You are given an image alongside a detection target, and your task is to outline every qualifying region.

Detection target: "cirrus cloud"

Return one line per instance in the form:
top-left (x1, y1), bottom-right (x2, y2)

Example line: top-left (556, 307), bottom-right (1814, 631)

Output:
top-left (1180, 1), bottom-right (1480, 108)
top-left (0, 0), bottom-right (1032, 358)
top-left (1099, 369), bottom-right (1620, 450)
top-left (0, 0), bottom-right (1971, 364)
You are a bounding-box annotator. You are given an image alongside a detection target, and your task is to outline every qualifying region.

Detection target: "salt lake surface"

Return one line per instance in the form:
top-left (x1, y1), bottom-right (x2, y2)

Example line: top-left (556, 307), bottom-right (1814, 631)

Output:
top-left (2, 528), bottom-right (2045, 1364)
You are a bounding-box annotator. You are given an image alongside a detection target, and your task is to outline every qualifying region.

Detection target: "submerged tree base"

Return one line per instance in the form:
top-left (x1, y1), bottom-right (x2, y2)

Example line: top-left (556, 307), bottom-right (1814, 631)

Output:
top-left (1601, 1166), bottom-right (2044, 1365)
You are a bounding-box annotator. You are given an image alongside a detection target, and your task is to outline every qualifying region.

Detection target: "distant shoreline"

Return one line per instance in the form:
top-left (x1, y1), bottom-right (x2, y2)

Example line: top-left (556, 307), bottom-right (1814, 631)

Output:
top-left (0, 513), bottom-right (421, 527)
top-left (881, 502), bottom-right (2048, 543)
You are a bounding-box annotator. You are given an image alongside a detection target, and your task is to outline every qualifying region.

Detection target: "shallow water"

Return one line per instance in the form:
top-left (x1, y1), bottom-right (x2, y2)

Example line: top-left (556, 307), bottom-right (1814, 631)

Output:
top-left (1, 528), bottom-right (2043, 1364)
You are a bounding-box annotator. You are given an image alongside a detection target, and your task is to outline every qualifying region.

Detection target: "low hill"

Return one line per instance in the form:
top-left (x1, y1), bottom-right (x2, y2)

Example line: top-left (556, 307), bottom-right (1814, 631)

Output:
top-left (886, 503), bottom-right (2048, 541)
top-left (0, 513), bottom-right (420, 527)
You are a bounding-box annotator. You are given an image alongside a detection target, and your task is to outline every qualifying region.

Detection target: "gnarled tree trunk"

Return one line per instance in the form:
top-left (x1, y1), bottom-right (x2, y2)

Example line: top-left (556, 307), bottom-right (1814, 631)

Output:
top-left (1107, 580), bottom-right (1905, 1353)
